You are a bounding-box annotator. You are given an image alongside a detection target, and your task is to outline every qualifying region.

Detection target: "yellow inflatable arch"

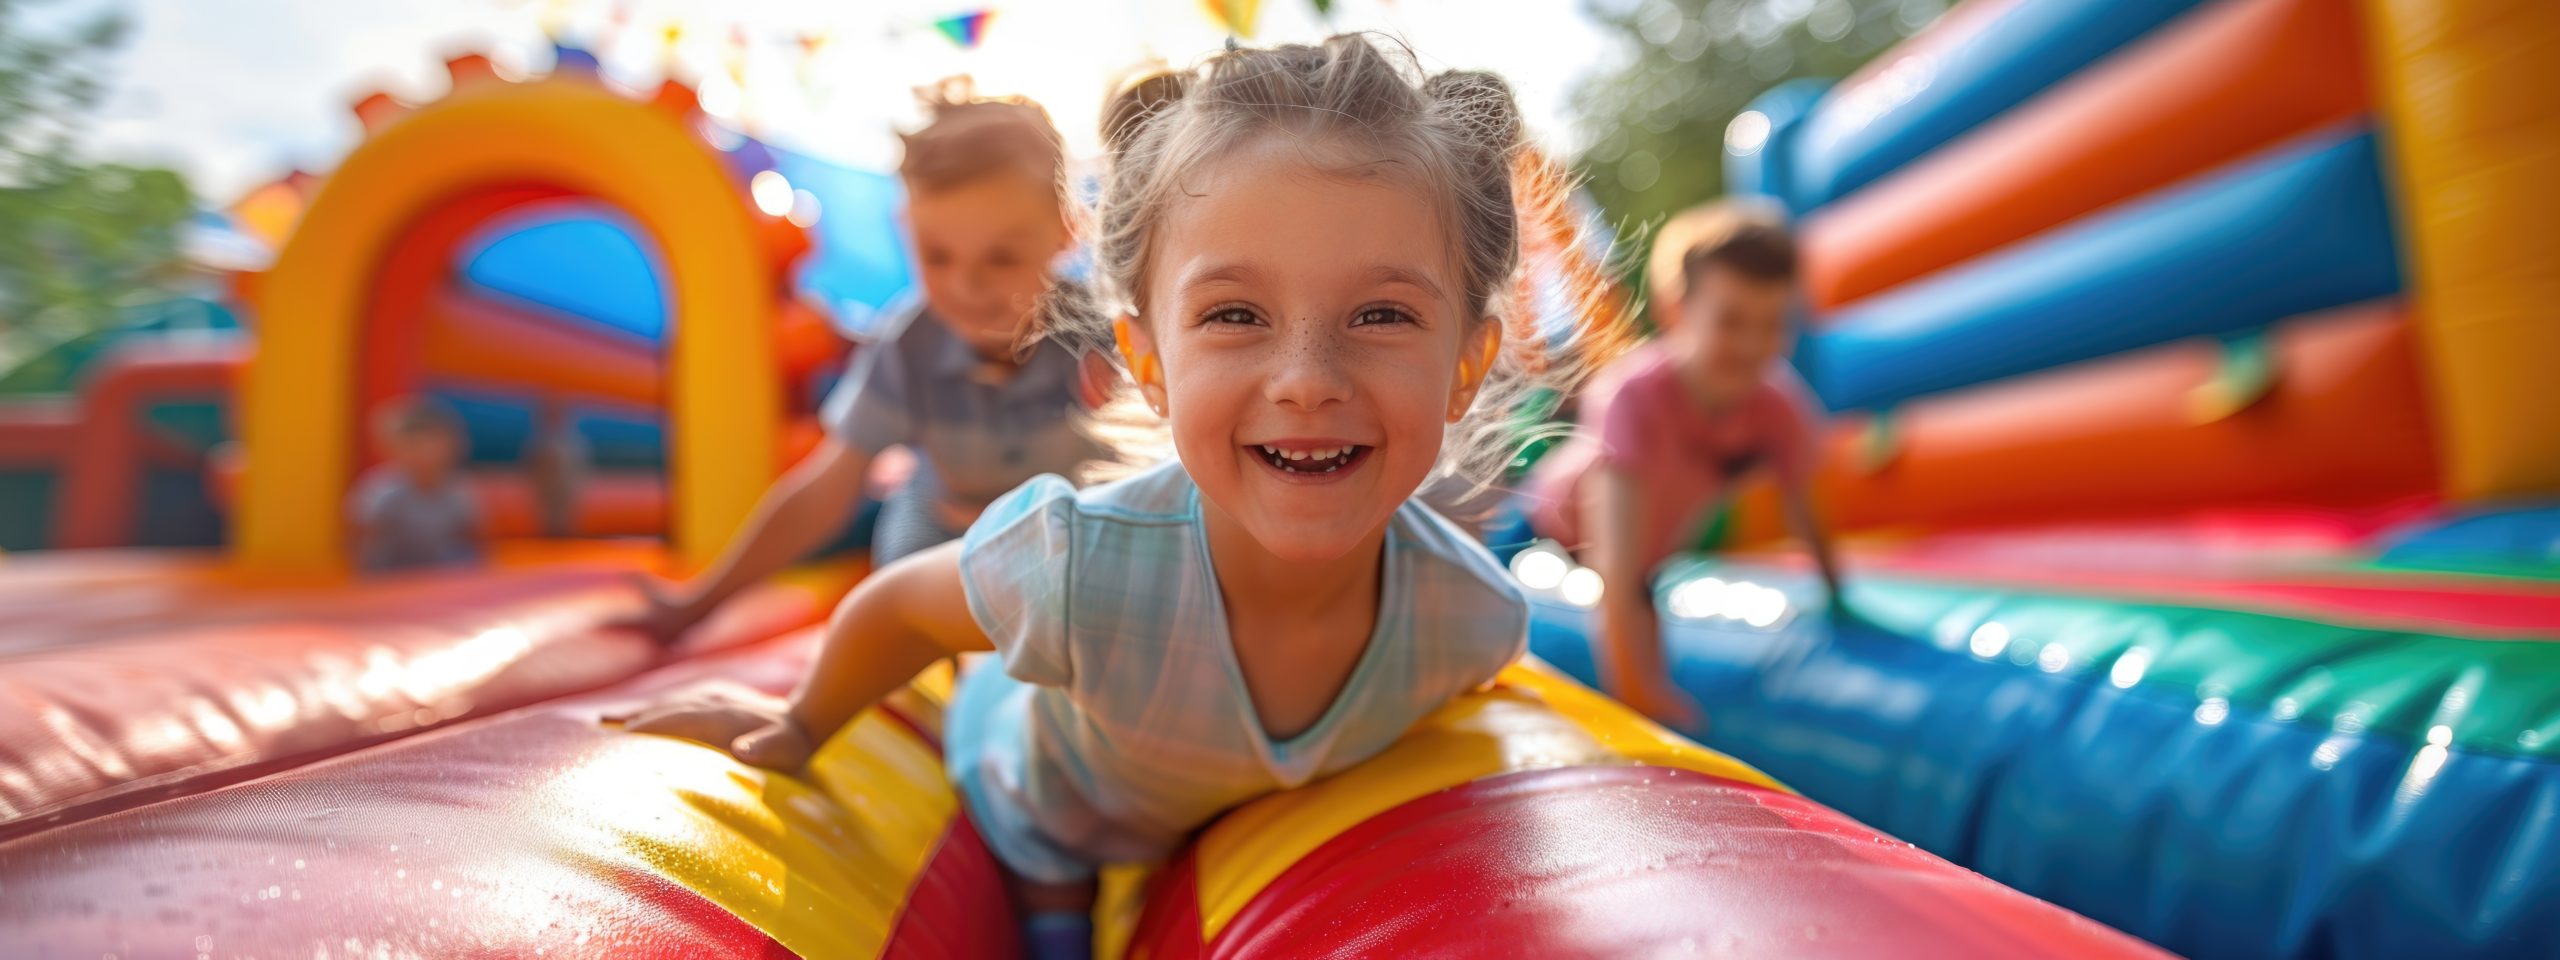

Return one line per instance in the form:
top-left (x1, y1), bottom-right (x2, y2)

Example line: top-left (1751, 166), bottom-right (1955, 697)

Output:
top-left (239, 62), bottom-right (780, 575)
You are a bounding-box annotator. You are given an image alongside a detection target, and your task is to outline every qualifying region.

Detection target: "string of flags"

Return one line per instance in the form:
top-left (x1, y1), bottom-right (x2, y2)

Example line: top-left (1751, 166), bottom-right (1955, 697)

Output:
top-left (513, 0), bottom-right (1345, 109)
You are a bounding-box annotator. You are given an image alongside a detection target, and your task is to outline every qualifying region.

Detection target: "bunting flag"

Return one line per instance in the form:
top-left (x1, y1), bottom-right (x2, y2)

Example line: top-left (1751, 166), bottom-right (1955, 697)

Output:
top-left (932, 9), bottom-right (995, 49)
top-left (1200, 0), bottom-right (1260, 37)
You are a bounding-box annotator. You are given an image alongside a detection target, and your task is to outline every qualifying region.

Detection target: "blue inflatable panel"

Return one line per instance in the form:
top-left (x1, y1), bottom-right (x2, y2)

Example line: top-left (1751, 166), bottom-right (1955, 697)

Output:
top-left (429, 388), bottom-right (664, 469)
top-left (1789, 0), bottom-right (2211, 209)
top-left (2380, 504), bottom-right (2560, 576)
top-left (1723, 79), bottom-right (1830, 213)
top-left (773, 149), bottom-right (916, 338)
top-left (1807, 128), bottom-right (2398, 411)
top-left (462, 207), bottom-right (666, 341)
top-left (1525, 568), bottom-right (2560, 960)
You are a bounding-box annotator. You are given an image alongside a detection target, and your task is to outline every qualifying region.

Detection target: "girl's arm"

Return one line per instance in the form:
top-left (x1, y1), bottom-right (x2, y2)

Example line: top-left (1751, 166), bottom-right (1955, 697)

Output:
top-left (623, 540), bottom-right (992, 769)
top-left (775, 540), bottom-right (991, 743)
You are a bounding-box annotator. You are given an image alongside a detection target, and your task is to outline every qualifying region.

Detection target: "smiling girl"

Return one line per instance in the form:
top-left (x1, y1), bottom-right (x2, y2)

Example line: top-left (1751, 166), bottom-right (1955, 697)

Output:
top-left (622, 35), bottom-right (1617, 958)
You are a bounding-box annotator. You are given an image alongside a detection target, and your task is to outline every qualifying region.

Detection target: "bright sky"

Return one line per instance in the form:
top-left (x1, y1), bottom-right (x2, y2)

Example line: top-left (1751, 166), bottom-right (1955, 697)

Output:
top-left (73, 0), bottom-right (1624, 203)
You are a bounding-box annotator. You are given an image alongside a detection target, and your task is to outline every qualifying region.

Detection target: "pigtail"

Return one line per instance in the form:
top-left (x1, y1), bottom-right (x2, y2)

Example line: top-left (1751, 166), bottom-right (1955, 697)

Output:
top-left (1412, 66), bottom-right (1634, 527)
top-left (1102, 69), bottom-right (1188, 158)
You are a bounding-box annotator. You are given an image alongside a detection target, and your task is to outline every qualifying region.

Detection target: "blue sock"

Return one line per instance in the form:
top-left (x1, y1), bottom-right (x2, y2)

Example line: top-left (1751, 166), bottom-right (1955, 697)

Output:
top-left (1022, 910), bottom-right (1092, 960)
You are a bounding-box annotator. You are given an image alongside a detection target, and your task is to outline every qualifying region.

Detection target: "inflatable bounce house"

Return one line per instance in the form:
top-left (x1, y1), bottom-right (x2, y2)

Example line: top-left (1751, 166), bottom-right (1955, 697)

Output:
top-left (0, 41), bottom-right (2188, 960)
top-left (1525, 1), bottom-right (2559, 958)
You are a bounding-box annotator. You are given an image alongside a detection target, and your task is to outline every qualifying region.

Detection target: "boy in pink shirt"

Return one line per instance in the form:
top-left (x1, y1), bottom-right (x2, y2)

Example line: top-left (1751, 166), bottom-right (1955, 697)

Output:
top-left (1526, 201), bottom-right (1840, 725)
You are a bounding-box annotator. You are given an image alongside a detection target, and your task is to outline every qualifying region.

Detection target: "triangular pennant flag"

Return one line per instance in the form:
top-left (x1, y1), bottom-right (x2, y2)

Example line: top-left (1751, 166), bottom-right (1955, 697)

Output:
top-left (1200, 0), bottom-right (1260, 37)
top-left (933, 10), bottom-right (995, 48)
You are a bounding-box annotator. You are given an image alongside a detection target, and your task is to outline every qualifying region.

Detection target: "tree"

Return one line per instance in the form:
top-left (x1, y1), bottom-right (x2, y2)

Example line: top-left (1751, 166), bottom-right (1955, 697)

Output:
top-left (1571, 0), bottom-right (1942, 245)
top-left (0, 0), bottom-right (193, 369)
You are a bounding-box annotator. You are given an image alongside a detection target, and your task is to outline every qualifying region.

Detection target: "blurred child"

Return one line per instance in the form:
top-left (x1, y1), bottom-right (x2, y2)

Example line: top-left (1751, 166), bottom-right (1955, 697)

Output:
top-left (526, 397), bottom-right (589, 539)
top-left (1522, 201), bottom-right (1841, 727)
top-left (616, 81), bottom-right (1100, 645)
top-left (349, 396), bottom-right (483, 573)
top-left (618, 37), bottom-right (1614, 959)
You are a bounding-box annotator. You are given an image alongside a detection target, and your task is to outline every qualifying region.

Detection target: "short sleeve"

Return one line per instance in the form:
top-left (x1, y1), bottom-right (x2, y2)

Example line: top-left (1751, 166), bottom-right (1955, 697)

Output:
top-left (819, 312), bottom-right (920, 455)
top-left (957, 474), bottom-right (1080, 687)
top-left (1406, 510), bottom-right (1533, 695)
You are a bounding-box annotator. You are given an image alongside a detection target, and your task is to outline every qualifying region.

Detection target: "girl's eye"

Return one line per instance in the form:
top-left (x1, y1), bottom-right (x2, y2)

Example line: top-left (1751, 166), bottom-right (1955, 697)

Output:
top-left (1353, 306), bottom-right (1418, 327)
top-left (1205, 307), bottom-right (1261, 326)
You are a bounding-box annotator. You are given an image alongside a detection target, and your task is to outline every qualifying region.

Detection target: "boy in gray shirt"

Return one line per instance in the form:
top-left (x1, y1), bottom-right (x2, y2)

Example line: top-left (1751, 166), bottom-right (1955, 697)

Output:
top-left (349, 397), bottom-right (483, 573)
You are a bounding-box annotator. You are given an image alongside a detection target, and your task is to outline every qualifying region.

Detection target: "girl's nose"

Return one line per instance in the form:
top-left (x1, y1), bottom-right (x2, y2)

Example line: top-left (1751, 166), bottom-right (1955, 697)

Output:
top-left (1264, 326), bottom-right (1353, 411)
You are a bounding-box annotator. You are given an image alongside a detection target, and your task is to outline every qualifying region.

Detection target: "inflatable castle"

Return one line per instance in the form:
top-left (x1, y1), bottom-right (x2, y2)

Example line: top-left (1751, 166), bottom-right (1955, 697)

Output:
top-left (0, 39), bottom-right (2175, 960)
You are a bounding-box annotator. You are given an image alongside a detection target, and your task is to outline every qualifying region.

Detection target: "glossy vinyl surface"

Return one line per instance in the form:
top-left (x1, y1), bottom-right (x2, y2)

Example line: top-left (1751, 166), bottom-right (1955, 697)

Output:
top-left (1145, 766), bottom-right (2165, 960)
top-left (0, 632), bottom-right (1013, 960)
top-left (1527, 559), bottom-right (2560, 960)
top-left (0, 553), bottom-right (841, 839)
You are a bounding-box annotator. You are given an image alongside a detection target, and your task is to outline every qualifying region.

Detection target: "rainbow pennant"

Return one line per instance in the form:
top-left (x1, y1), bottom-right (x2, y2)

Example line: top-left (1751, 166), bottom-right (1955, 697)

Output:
top-left (933, 9), bottom-right (995, 49)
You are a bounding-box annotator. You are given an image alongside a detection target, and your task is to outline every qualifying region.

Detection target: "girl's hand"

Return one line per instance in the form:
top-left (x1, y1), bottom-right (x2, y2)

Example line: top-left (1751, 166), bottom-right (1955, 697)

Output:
top-left (610, 695), bottom-right (816, 770)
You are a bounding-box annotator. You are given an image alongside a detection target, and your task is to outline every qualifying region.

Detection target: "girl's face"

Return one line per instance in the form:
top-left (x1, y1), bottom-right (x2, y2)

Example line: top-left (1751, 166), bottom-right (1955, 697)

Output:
top-left (905, 173), bottom-right (1072, 359)
top-left (1127, 136), bottom-right (1494, 564)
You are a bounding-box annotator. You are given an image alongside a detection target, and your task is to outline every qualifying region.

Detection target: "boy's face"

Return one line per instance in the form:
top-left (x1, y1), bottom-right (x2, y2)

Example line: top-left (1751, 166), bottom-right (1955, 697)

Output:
top-left (388, 426), bottom-right (461, 480)
top-left (905, 173), bottom-right (1072, 360)
top-left (1670, 263), bottom-right (1792, 395)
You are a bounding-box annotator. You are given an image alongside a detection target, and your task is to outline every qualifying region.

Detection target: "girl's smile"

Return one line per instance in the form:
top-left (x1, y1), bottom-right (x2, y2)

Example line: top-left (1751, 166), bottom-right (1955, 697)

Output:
top-left (1246, 440), bottom-right (1377, 482)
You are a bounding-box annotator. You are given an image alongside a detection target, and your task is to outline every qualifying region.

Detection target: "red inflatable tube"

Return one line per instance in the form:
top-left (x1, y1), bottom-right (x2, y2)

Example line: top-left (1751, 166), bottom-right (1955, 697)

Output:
top-left (1800, 0), bottom-right (2371, 310)
top-left (0, 562), bottom-right (825, 839)
top-left (418, 286), bottom-right (663, 408)
top-left (467, 470), bottom-right (669, 538)
top-left (0, 631), bottom-right (1017, 960)
top-left (1731, 302), bottom-right (2435, 540)
top-left (1133, 765), bottom-right (2167, 959)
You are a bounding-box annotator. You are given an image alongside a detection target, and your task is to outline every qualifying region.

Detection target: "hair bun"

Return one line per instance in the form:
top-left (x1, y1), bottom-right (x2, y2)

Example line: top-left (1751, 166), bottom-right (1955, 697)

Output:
top-left (1423, 70), bottom-right (1524, 154)
top-left (1102, 69), bottom-right (1188, 156)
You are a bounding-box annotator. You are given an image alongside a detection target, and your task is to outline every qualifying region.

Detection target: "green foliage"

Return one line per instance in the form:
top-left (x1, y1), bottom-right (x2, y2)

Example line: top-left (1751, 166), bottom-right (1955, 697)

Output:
top-left (0, 0), bottom-right (194, 369)
top-left (1571, 0), bottom-right (1941, 242)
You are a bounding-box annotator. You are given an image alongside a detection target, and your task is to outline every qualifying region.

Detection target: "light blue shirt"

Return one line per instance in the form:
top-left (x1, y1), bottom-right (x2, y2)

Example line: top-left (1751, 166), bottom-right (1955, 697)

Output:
top-left (946, 462), bottom-right (1528, 882)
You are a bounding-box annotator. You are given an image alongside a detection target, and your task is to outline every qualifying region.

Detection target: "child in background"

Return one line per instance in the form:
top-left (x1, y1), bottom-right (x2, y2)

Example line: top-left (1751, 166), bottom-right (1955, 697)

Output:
top-left (349, 396), bottom-right (483, 573)
top-left (617, 81), bottom-right (1100, 645)
top-left (620, 36), bottom-right (1615, 959)
top-left (1523, 201), bottom-right (1841, 726)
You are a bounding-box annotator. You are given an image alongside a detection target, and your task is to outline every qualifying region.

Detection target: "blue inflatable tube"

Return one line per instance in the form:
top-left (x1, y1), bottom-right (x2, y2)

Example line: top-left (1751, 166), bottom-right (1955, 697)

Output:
top-left (1723, 79), bottom-right (1830, 213)
top-left (1524, 567), bottom-right (2560, 960)
top-left (1807, 127), bottom-right (2399, 411)
top-left (1788, 0), bottom-right (2212, 209)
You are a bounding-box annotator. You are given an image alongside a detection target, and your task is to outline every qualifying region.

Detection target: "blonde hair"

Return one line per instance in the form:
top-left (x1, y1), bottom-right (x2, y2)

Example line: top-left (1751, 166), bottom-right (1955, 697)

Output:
top-left (1035, 34), bottom-right (1633, 502)
top-left (898, 77), bottom-right (1066, 194)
